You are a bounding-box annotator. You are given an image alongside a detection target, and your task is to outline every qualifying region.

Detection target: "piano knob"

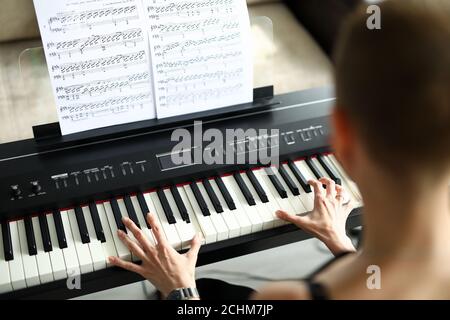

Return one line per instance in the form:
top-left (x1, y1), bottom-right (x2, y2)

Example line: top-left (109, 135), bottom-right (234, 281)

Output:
top-left (10, 185), bottom-right (22, 198)
top-left (31, 181), bottom-right (42, 193)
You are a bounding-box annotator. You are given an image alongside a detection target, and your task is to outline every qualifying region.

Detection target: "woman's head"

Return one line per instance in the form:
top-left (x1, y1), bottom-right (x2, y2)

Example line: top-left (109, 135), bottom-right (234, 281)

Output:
top-left (332, 0), bottom-right (450, 183)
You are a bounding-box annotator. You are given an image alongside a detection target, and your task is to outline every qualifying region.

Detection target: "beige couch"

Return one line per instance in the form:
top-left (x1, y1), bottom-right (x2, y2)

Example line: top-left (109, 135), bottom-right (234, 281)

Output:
top-left (0, 0), bottom-right (332, 143)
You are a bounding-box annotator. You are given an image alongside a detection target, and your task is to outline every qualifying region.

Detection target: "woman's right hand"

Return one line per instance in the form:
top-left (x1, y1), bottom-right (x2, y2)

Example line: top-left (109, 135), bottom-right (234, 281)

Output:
top-left (276, 177), bottom-right (357, 256)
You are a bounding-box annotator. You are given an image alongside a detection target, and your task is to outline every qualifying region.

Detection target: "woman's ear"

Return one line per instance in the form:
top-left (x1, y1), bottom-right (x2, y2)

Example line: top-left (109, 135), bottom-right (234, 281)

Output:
top-left (331, 107), bottom-right (356, 177)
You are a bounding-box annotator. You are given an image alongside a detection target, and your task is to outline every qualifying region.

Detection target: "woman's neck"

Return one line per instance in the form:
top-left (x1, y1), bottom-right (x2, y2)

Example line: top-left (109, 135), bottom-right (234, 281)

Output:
top-left (359, 174), bottom-right (450, 261)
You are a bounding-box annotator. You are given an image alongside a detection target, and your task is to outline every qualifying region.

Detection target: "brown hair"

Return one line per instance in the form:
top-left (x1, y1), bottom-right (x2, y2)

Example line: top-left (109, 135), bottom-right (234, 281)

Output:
top-left (334, 0), bottom-right (450, 174)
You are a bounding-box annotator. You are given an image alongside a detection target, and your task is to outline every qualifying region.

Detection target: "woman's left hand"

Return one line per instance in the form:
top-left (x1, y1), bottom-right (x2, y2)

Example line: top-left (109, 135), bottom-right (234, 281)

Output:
top-left (108, 213), bottom-right (203, 299)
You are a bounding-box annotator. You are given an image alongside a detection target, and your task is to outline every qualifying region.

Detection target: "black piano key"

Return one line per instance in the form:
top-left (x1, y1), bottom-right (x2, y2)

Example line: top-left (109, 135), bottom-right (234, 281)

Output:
top-left (305, 157), bottom-right (323, 180)
top-left (214, 176), bottom-right (236, 210)
top-left (288, 160), bottom-right (312, 193)
top-left (38, 214), bottom-right (53, 252)
top-left (171, 186), bottom-right (190, 223)
top-left (74, 207), bottom-right (90, 244)
top-left (190, 182), bottom-right (210, 216)
top-left (279, 165), bottom-right (300, 196)
top-left (2, 222), bottom-right (13, 261)
top-left (137, 192), bottom-right (151, 229)
top-left (265, 167), bottom-right (288, 198)
top-left (203, 179), bottom-right (223, 213)
top-left (246, 170), bottom-right (269, 203)
top-left (110, 198), bottom-right (127, 233)
top-left (157, 189), bottom-right (177, 224)
top-left (124, 195), bottom-right (141, 229)
top-left (88, 203), bottom-right (106, 243)
top-left (318, 155), bottom-right (342, 185)
top-left (233, 173), bottom-right (256, 206)
top-left (24, 217), bottom-right (37, 256)
top-left (52, 210), bottom-right (67, 249)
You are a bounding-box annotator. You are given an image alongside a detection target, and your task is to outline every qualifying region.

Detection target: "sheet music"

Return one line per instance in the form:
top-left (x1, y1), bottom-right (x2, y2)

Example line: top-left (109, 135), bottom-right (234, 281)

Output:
top-left (33, 0), bottom-right (156, 135)
top-left (143, 0), bottom-right (253, 118)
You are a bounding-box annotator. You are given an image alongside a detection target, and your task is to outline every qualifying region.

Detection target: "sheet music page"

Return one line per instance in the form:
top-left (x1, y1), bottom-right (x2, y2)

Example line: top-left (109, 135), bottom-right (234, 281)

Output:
top-left (143, 0), bottom-right (253, 118)
top-left (33, 0), bottom-right (156, 135)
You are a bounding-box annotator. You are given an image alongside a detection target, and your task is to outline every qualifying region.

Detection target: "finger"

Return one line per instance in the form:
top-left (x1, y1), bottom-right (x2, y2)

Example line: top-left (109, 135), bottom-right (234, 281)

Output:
top-left (276, 210), bottom-right (309, 227)
top-left (117, 229), bottom-right (147, 261)
top-left (319, 177), bottom-right (336, 198)
top-left (122, 217), bottom-right (154, 253)
top-left (146, 212), bottom-right (168, 246)
top-left (308, 179), bottom-right (324, 196)
top-left (186, 233), bottom-right (203, 261)
top-left (108, 256), bottom-right (145, 275)
top-left (335, 185), bottom-right (344, 204)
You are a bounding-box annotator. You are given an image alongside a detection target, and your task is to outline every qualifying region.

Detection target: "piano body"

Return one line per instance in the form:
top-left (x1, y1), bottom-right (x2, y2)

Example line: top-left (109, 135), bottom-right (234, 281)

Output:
top-left (0, 87), bottom-right (363, 299)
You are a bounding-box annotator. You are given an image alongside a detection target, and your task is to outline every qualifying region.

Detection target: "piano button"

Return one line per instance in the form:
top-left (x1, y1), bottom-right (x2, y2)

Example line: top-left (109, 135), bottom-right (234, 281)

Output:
top-left (148, 192), bottom-right (182, 250)
top-left (102, 202), bottom-right (131, 261)
top-left (1, 222), bottom-right (13, 261)
top-left (137, 192), bottom-right (152, 229)
top-left (223, 175), bottom-right (263, 232)
top-left (282, 164), bottom-right (314, 212)
top-left (257, 170), bottom-right (296, 216)
top-left (32, 217), bottom-right (54, 283)
top-left (203, 179), bottom-right (223, 213)
top-left (124, 195), bottom-right (141, 229)
top-left (52, 210), bottom-right (67, 249)
top-left (198, 182), bottom-right (230, 241)
top-left (183, 185), bottom-right (217, 244)
top-left (67, 209), bottom-right (94, 274)
top-left (74, 207), bottom-right (90, 244)
top-left (38, 214), bottom-right (53, 252)
top-left (59, 211), bottom-right (81, 277)
top-left (279, 165), bottom-right (300, 196)
top-left (214, 176), bottom-right (236, 210)
top-left (82, 206), bottom-right (106, 270)
top-left (8, 221), bottom-right (26, 290)
top-left (157, 189), bottom-right (177, 224)
top-left (265, 167), bottom-right (288, 198)
top-left (272, 168), bottom-right (307, 215)
top-left (208, 179), bottom-right (241, 237)
top-left (130, 195), bottom-right (156, 247)
top-left (24, 216), bottom-right (37, 256)
top-left (164, 189), bottom-right (196, 249)
top-left (89, 202), bottom-right (106, 243)
top-left (305, 157), bottom-right (323, 180)
top-left (288, 160), bottom-right (312, 193)
top-left (233, 172), bottom-right (256, 206)
top-left (46, 214), bottom-right (68, 280)
top-left (240, 173), bottom-right (274, 230)
top-left (190, 182), bottom-right (210, 216)
top-left (318, 155), bottom-right (342, 185)
top-left (171, 186), bottom-right (190, 222)
top-left (0, 225), bottom-right (12, 294)
top-left (246, 170), bottom-right (269, 203)
top-left (110, 198), bottom-right (126, 233)
top-left (17, 220), bottom-right (40, 287)
top-left (117, 199), bottom-right (141, 262)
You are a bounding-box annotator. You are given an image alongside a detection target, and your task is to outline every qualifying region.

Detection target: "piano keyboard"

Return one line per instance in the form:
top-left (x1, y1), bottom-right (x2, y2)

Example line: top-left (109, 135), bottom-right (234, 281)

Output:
top-left (0, 154), bottom-right (361, 294)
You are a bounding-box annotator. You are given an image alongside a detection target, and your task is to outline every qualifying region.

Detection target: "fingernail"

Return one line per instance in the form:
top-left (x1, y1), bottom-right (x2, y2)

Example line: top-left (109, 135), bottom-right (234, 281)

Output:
top-left (117, 230), bottom-right (124, 237)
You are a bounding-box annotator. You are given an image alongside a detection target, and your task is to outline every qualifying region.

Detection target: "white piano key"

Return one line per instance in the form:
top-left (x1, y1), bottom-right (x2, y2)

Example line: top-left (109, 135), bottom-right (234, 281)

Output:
top-left (282, 163), bottom-right (314, 212)
top-left (164, 189), bottom-right (197, 249)
top-left (148, 192), bottom-right (182, 250)
top-left (209, 179), bottom-right (245, 236)
top-left (240, 172), bottom-right (274, 230)
top-left (46, 214), bottom-right (67, 280)
top-left (59, 211), bottom-right (81, 277)
top-left (95, 203), bottom-right (119, 267)
top-left (197, 182), bottom-right (230, 241)
top-left (31, 217), bottom-right (54, 283)
top-left (257, 170), bottom-right (296, 216)
top-left (102, 202), bottom-right (131, 261)
top-left (272, 168), bottom-right (307, 215)
top-left (130, 196), bottom-right (157, 247)
top-left (116, 199), bottom-right (141, 262)
top-left (67, 209), bottom-right (94, 274)
top-left (82, 206), bottom-right (106, 270)
top-left (222, 176), bottom-right (264, 232)
top-left (183, 185), bottom-right (217, 244)
top-left (326, 155), bottom-right (363, 204)
top-left (7, 221), bottom-right (27, 291)
top-left (17, 220), bottom-right (40, 287)
top-left (0, 224), bottom-right (13, 294)
top-left (251, 169), bottom-right (286, 227)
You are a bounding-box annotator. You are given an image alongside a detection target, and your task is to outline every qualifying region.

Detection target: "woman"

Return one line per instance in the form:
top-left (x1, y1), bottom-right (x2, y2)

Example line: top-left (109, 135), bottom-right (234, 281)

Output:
top-left (109, 0), bottom-right (450, 299)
